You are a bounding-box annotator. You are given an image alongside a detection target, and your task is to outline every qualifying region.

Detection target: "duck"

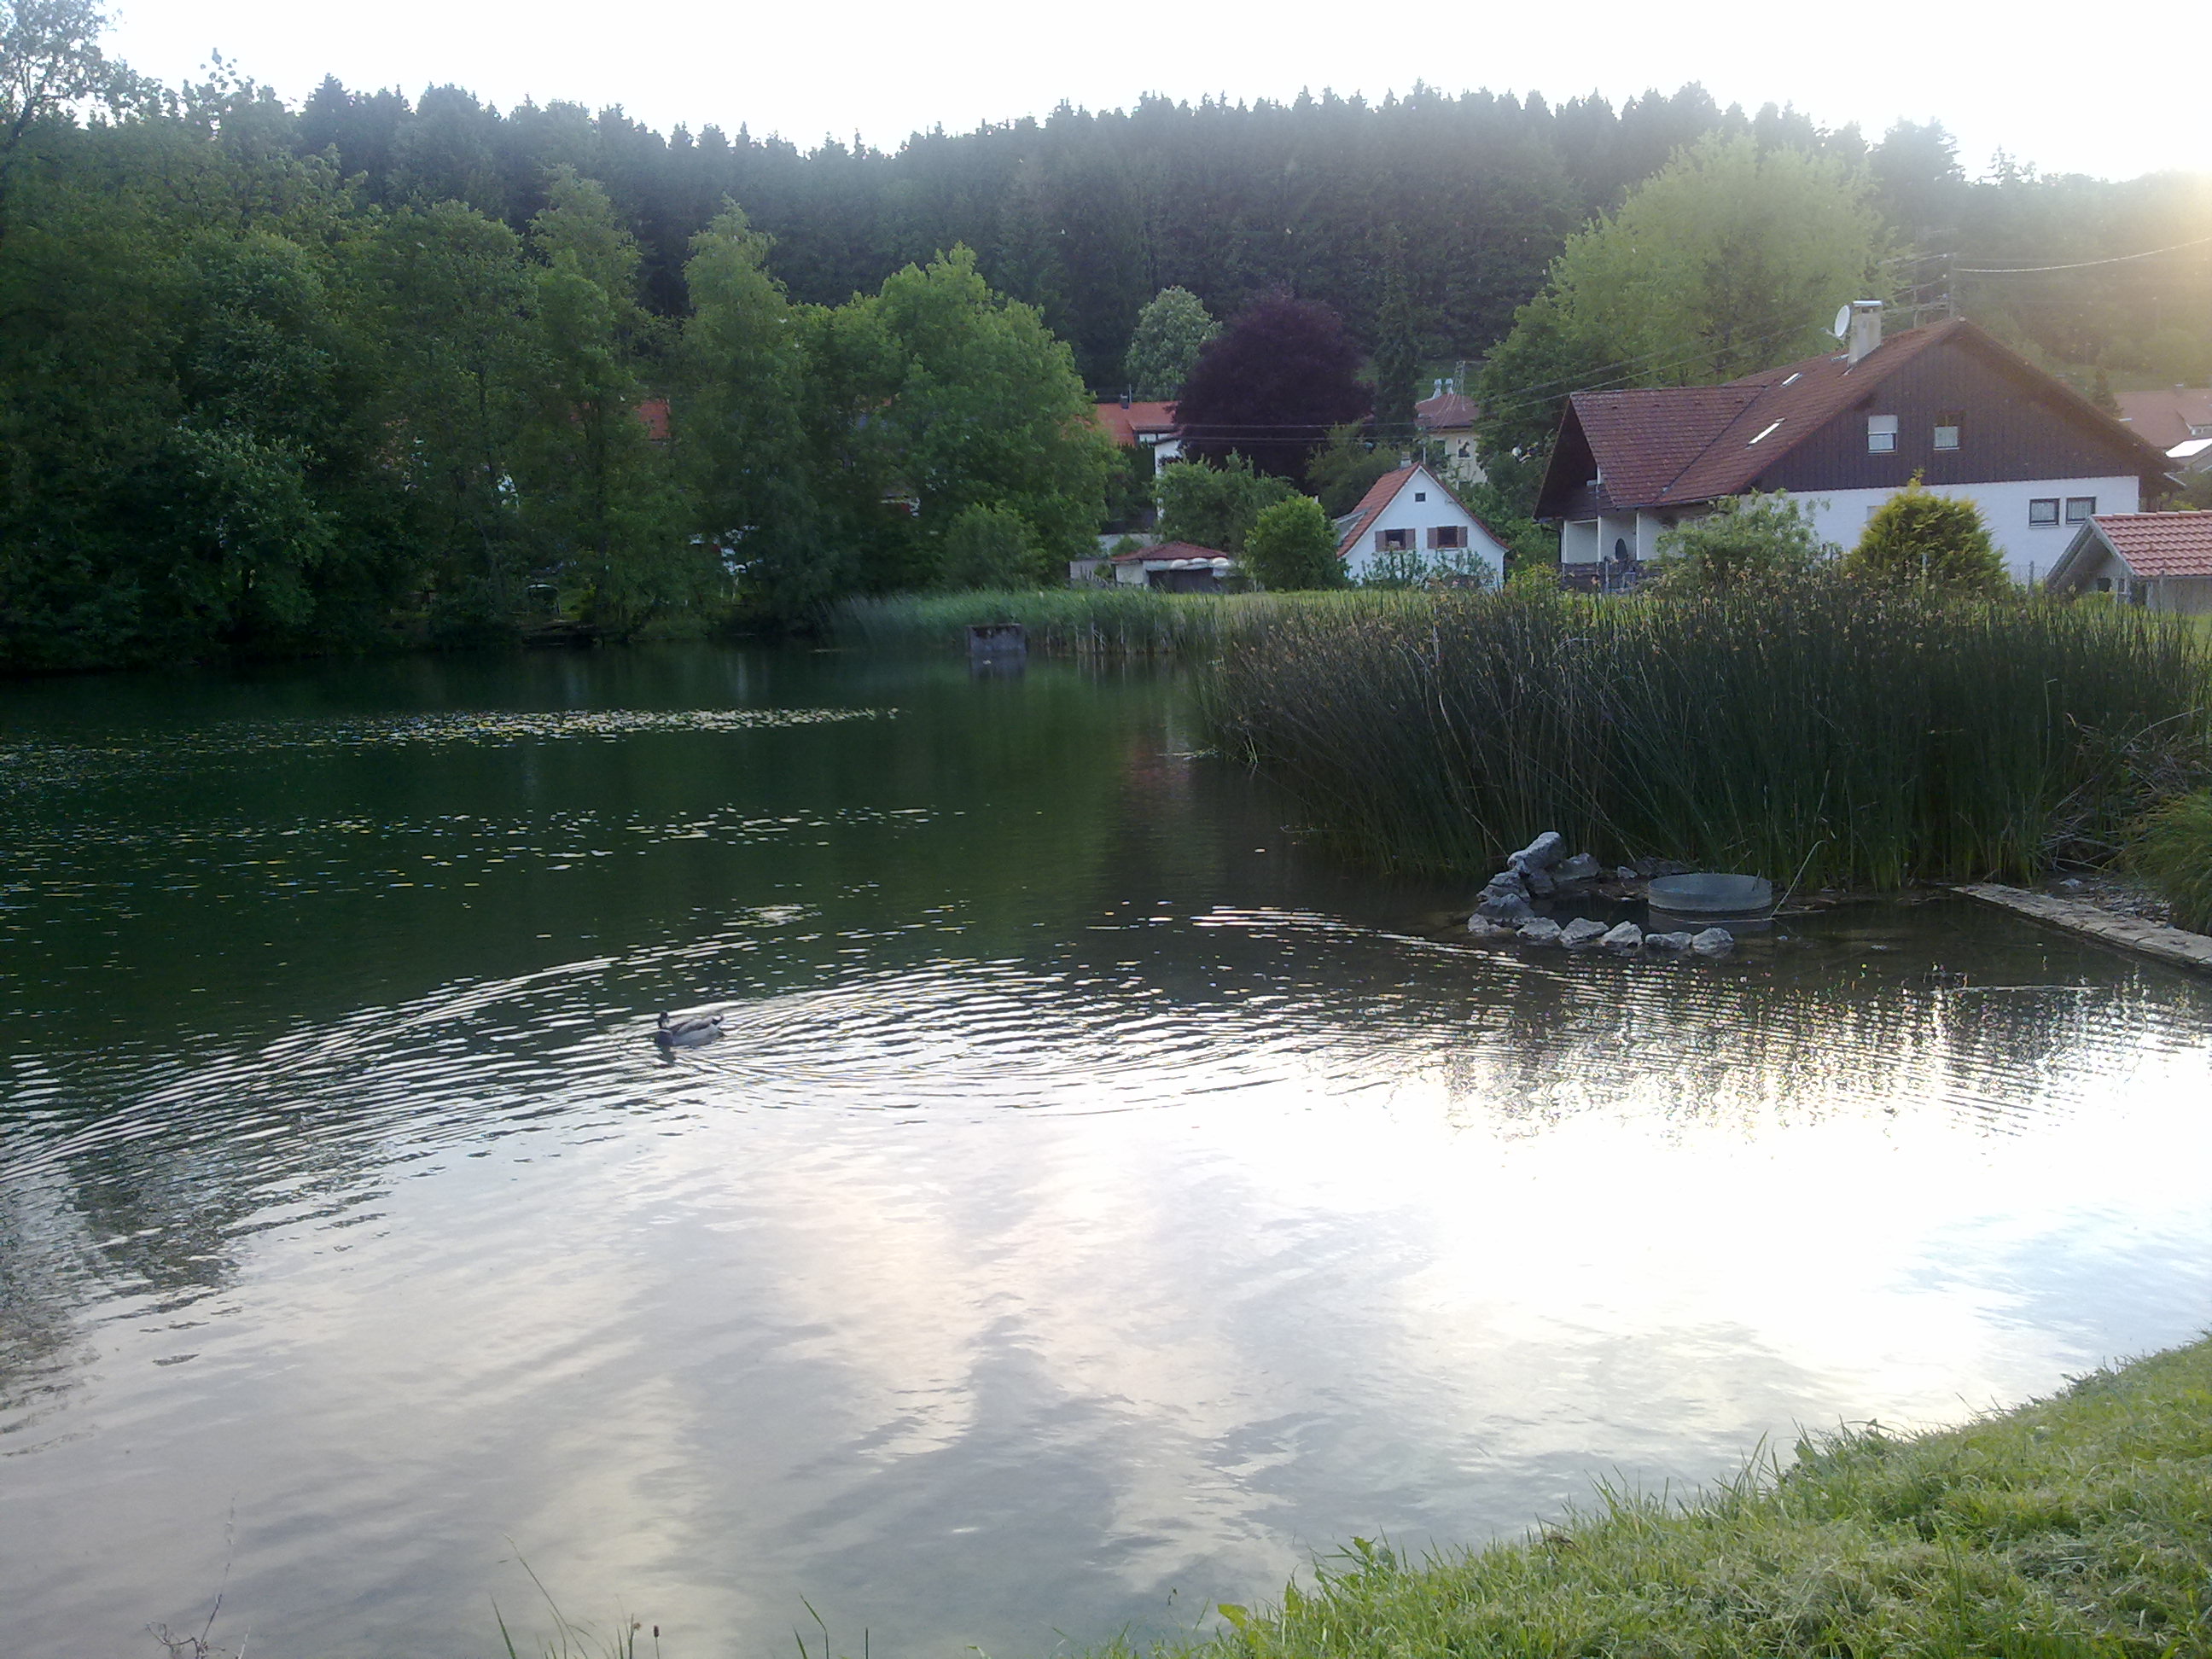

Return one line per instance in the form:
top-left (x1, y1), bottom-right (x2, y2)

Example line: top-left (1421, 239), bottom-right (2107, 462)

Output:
top-left (654, 1010), bottom-right (725, 1049)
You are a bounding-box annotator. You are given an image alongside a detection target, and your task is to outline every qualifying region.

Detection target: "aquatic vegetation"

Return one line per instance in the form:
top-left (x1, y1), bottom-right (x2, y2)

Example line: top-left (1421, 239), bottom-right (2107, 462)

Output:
top-left (2123, 789), bottom-right (2212, 932)
top-left (1201, 581), bottom-right (2212, 888)
top-left (830, 588), bottom-right (1435, 658)
top-left (1111, 1336), bottom-right (2212, 1659)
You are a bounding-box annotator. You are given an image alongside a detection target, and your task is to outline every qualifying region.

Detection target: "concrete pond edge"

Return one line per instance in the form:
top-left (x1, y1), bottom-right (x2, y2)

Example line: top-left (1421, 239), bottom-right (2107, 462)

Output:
top-left (1956, 883), bottom-right (2212, 974)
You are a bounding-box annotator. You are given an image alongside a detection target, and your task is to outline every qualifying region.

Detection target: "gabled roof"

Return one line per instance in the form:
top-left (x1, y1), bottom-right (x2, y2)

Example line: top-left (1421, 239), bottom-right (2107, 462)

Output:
top-left (1093, 401), bottom-right (1179, 445)
top-left (2114, 387), bottom-right (2212, 451)
top-left (2052, 512), bottom-right (2212, 585)
top-left (1540, 319), bottom-right (2168, 515)
top-left (1334, 463), bottom-right (1510, 557)
top-left (1416, 390), bottom-right (1480, 431)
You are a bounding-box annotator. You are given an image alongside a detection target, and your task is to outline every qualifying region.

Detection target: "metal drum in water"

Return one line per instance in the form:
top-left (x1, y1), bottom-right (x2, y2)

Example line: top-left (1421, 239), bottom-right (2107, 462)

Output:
top-left (1646, 872), bottom-right (1776, 934)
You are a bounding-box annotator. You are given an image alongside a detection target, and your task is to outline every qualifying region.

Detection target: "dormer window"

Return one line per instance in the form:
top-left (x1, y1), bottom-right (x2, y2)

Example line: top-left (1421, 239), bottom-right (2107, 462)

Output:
top-left (1934, 411), bottom-right (1963, 451)
top-left (1867, 415), bottom-right (1899, 453)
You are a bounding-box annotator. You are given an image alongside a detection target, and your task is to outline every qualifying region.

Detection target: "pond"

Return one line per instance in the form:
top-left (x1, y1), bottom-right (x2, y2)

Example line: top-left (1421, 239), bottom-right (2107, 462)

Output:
top-left (2, 645), bottom-right (2208, 1658)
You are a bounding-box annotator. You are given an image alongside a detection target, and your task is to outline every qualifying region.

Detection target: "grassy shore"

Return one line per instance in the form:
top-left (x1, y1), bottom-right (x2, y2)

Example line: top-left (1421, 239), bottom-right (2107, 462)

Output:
top-left (1123, 1336), bottom-right (2212, 1659)
top-left (1202, 582), bottom-right (2212, 888)
top-left (830, 588), bottom-right (1436, 658)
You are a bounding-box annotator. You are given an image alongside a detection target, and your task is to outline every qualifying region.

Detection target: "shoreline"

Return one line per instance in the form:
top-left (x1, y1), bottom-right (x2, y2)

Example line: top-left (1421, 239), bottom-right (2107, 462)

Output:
top-left (1958, 882), bottom-right (2212, 972)
top-left (1121, 1335), bottom-right (2212, 1659)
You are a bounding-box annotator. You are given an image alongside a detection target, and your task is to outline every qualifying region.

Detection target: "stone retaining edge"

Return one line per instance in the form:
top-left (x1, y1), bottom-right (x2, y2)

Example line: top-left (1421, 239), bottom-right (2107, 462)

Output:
top-left (1955, 883), bottom-right (2212, 973)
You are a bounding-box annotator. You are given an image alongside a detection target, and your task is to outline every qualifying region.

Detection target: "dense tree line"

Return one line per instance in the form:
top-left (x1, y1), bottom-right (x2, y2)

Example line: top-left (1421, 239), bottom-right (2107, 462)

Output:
top-left (0, 61), bottom-right (1108, 672)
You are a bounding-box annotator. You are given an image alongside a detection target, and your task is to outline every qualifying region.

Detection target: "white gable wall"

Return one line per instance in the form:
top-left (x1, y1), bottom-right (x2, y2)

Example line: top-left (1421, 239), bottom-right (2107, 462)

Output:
top-left (1799, 475), bottom-right (2141, 585)
top-left (1343, 472), bottom-right (1513, 580)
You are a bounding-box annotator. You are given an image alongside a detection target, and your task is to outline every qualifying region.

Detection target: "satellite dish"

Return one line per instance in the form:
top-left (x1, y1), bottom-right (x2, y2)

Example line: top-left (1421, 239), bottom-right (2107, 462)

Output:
top-left (1832, 305), bottom-right (1853, 341)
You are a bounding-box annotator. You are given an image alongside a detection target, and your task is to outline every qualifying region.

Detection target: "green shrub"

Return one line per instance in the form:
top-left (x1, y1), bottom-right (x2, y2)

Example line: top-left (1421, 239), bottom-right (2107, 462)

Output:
top-left (1846, 476), bottom-right (2006, 594)
top-left (1154, 455), bottom-right (1294, 554)
top-left (1243, 497), bottom-right (1347, 591)
top-left (936, 503), bottom-right (1043, 590)
top-left (1654, 491), bottom-right (1833, 591)
top-left (2122, 789), bottom-right (2212, 931)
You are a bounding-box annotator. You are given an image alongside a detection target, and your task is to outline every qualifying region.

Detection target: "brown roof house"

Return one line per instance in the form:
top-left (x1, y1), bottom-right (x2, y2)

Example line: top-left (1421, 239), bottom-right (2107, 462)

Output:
top-left (2045, 510), bottom-right (2212, 614)
top-left (1534, 304), bottom-right (2173, 585)
top-left (2113, 387), bottom-right (2212, 474)
top-left (1092, 399), bottom-right (1183, 466)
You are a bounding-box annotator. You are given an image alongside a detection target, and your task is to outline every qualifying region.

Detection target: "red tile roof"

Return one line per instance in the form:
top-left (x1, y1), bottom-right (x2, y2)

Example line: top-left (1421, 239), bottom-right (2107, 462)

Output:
top-left (1550, 319), bottom-right (2163, 513)
top-left (2087, 511), bottom-right (2212, 577)
top-left (634, 397), bottom-right (672, 442)
top-left (2114, 387), bottom-right (2212, 451)
top-left (1093, 401), bottom-right (1179, 445)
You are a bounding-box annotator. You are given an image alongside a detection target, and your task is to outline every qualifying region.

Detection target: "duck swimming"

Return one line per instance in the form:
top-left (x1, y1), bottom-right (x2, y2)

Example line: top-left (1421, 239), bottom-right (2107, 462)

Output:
top-left (654, 1011), bottom-right (725, 1049)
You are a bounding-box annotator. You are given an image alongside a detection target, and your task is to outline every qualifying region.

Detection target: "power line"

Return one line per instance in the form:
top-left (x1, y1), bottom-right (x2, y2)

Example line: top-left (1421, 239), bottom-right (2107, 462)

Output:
top-left (1953, 232), bottom-right (2212, 275)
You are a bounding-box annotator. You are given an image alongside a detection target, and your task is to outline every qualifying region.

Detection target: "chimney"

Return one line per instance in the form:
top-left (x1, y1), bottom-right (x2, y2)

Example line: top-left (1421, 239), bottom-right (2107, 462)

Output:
top-left (1846, 300), bottom-right (1884, 365)
top-left (1120, 388), bottom-right (1132, 409)
top-left (1432, 378), bottom-right (1444, 399)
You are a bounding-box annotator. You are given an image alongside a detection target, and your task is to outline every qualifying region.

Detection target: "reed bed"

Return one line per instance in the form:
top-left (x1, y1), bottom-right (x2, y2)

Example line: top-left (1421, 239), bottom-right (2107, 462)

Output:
top-left (1202, 581), bottom-right (2212, 888)
top-left (830, 588), bottom-right (1436, 659)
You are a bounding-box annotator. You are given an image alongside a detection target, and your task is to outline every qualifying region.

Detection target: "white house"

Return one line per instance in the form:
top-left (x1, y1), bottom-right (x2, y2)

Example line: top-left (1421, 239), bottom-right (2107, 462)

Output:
top-left (1415, 383), bottom-right (1485, 486)
top-left (2045, 511), bottom-right (2212, 614)
top-left (1534, 307), bottom-right (2173, 585)
top-left (1335, 463), bottom-right (1516, 582)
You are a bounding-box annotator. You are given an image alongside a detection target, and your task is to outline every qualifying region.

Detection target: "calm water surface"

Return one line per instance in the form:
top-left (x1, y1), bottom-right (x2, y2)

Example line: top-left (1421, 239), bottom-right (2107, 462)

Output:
top-left (2, 646), bottom-right (2208, 1658)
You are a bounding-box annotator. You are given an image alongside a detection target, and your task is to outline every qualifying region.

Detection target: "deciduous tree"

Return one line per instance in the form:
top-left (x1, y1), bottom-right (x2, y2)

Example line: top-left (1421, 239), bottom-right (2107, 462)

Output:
top-left (1241, 495), bottom-right (1345, 591)
top-left (1174, 295), bottom-right (1371, 481)
top-left (1122, 285), bottom-right (1218, 399)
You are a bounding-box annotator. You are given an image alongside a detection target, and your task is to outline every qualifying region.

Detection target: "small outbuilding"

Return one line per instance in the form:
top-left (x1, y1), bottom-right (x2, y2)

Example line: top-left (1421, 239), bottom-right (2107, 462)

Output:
top-left (2046, 511), bottom-right (2212, 614)
top-left (1109, 539), bottom-right (1235, 591)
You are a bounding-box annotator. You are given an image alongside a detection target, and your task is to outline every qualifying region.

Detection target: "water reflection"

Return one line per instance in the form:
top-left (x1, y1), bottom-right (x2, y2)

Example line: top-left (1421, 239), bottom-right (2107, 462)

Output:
top-left (0, 646), bottom-right (2207, 1659)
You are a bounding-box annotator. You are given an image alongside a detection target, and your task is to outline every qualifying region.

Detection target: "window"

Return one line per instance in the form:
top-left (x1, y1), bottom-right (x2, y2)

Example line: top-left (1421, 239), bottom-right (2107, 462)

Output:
top-left (1867, 414), bottom-right (1899, 452)
top-left (2095, 577), bottom-right (2112, 593)
top-left (1866, 504), bottom-right (1883, 522)
top-left (1377, 527), bottom-right (1414, 551)
top-left (1749, 420), bottom-right (1782, 445)
top-left (1933, 411), bottom-right (1962, 451)
top-left (2065, 497), bottom-right (2097, 523)
top-left (1413, 491), bottom-right (1428, 502)
top-left (1427, 525), bottom-right (1467, 550)
top-left (1457, 443), bottom-right (1471, 458)
top-left (2029, 498), bottom-right (2060, 526)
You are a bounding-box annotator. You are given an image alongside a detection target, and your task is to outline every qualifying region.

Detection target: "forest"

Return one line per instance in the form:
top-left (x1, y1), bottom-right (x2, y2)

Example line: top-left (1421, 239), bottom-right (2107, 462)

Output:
top-left (2, 0), bottom-right (2209, 671)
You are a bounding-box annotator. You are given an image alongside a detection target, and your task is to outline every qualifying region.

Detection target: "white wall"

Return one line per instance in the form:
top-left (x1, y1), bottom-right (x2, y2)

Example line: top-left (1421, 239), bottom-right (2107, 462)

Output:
top-left (1343, 474), bottom-right (1512, 580)
top-left (1800, 475), bottom-right (2141, 585)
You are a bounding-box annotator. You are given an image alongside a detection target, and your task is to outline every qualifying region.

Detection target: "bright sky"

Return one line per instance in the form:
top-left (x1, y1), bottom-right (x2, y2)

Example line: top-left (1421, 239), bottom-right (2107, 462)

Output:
top-left (110, 0), bottom-right (2195, 183)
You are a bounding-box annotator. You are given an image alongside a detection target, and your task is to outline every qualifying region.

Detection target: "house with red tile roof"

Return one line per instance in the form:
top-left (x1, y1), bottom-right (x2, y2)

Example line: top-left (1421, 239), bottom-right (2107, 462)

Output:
top-left (1534, 307), bottom-right (2173, 585)
top-left (1336, 463), bottom-right (1515, 581)
top-left (1092, 399), bottom-right (1183, 467)
top-left (2045, 511), bottom-right (2212, 614)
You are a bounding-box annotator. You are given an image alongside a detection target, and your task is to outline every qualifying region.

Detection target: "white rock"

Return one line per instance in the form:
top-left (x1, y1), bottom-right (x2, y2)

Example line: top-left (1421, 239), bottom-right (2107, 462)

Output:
top-left (1644, 930), bottom-right (1696, 953)
top-left (1482, 869), bottom-right (1528, 899)
top-left (1558, 917), bottom-right (1609, 950)
top-left (1690, 927), bottom-right (1736, 957)
top-left (1466, 914), bottom-right (1517, 940)
top-left (1516, 917), bottom-right (1564, 946)
top-left (1554, 853), bottom-right (1602, 884)
top-left (1522, 866), bottom-right (1557, 898)
top-left (1599, 921), bottom-right (1644, 952)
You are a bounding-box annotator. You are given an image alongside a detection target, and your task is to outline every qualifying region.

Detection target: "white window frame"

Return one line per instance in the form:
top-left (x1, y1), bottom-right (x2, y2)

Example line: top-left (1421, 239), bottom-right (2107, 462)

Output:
top-left (1866, 415), bottom-right (1898, 453)
top-left (1933, 412), bottom-right (1962, 451)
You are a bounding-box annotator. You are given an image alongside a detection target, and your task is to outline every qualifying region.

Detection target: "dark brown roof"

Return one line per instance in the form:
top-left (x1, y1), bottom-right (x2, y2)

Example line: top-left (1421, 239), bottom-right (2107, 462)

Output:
top-left (1545, 319), bottom-right (2166, 515)
top-left (2084, 511), bottom-right (2212, 578)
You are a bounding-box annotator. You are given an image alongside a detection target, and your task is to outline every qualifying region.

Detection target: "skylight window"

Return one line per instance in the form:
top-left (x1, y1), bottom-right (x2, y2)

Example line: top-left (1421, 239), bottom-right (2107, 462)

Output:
top-left (1780, 372), bottom-right (1802, 387)
top-left (1749, 420), bottom-right (1783, 445)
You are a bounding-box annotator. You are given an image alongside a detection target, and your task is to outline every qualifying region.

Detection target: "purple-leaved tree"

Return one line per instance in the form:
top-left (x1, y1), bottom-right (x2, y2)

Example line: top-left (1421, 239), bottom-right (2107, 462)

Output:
top-left (1173, 295), bottom-right (1371, 482)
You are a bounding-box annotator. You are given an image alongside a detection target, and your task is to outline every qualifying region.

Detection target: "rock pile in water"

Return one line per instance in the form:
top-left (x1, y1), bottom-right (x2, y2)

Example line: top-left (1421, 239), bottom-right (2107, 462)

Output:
top-left (1465, 832), bottom-right (1734, 959)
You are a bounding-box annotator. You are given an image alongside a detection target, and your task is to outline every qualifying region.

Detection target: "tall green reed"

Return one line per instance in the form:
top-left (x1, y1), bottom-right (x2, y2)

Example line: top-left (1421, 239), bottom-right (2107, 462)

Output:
top-left (1201, 580), bottom-right (2212, 888)
top-left (830, 588), bottom-right (1435, 659)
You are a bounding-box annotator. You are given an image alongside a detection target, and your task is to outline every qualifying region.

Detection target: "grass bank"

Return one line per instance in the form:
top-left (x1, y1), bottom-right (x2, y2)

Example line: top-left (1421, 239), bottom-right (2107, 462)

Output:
top-left (1119, 1336), bottom-right (2212, 1659)
top-left (1202, 582), bottom-right (2212, 888)
top-left (830, 588), bottom-right (1435, 658)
